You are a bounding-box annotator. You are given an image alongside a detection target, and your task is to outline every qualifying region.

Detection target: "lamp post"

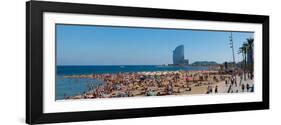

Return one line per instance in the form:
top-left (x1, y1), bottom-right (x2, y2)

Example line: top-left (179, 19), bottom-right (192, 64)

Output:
top-left (229, 32), bottom-right (236, 68)
top-left (229, 32), bottom-right (237, 82)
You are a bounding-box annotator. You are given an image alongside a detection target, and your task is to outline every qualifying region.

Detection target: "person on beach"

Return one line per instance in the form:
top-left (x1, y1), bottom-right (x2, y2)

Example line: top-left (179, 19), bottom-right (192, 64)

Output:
top-left (234, 78), bottom-right (237, 87)
top-left (242, 84), bottom-right (245, 92)
top-left (206, 86), bottom-right (211, 94)
top-left (231, 78), bottom-right (234, 85)
top-left (83, 92), bottom-right (87, 99)
top-left (167, 84), bottom-right (173, 95)
top-left (157, 92), bottom-right (161, 96)
top-left (251, 74), bottom-right (254, 80)
top-left (246, 83), bottom-right (250, 92)
top-left (64, 93), bottom-right (67, 99)
top-left (240, 74), bottom-right (243, 84)
top-left (209, 86), bottom-right (213, 93)
top-left (251, 85), bottom-right (254, 92)
top-left (92, 92), bottom-right (96, 98)
top-left (227, 85), bottom-right (232, 93)
top-left (215, 85), bottom-right (218, 93)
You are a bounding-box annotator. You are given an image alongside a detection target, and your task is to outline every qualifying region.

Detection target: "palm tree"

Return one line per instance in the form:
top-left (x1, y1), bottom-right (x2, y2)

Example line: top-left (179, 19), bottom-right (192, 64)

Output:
top-left (239, 43), bottom-right (248, 80)
top-left (246, 38), bottom-right (254, 79)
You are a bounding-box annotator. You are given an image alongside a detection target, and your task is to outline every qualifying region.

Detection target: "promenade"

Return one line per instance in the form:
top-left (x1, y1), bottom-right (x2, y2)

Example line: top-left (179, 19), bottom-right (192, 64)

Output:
top-left (214, 75), bottom-right (254, 94)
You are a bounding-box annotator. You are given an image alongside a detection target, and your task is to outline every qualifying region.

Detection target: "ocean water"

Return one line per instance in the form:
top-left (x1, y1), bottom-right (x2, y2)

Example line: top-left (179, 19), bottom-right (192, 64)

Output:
top-left (56, 65), bottom-right (208, 100)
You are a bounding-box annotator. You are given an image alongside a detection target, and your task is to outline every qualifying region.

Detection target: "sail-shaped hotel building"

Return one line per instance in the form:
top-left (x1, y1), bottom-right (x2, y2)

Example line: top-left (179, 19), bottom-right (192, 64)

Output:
top-left (173, 45), bottom-right (189, 65)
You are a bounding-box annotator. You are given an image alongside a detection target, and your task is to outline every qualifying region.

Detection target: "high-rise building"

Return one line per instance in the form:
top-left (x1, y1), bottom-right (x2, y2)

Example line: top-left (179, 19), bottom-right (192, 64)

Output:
top-left (173, 45), bottom-right (189, 65)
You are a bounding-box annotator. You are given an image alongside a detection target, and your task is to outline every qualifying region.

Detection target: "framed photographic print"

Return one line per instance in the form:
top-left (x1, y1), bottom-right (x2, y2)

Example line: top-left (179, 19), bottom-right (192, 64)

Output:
top-left (26, 1), bottom-right (269, 124)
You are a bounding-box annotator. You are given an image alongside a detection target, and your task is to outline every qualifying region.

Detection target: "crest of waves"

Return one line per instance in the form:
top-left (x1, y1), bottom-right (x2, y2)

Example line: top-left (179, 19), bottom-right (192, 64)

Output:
top-left (56, 65), bottom-right (208, 75)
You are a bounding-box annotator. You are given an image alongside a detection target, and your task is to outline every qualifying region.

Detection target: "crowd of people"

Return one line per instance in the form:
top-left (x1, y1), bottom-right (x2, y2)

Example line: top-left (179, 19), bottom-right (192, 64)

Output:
top-left (64, 70), bottom-right (254, 100)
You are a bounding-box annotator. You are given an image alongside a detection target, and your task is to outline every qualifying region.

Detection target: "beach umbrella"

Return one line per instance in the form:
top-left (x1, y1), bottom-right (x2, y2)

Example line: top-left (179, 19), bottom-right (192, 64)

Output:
top-left (186, 76), bottom-right (193, 81)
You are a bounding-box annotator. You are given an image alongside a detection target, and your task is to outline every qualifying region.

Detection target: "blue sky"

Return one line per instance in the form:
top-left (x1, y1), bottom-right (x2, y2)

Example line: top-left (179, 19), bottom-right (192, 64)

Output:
top-left (56, 24), bottom-right (253, 65)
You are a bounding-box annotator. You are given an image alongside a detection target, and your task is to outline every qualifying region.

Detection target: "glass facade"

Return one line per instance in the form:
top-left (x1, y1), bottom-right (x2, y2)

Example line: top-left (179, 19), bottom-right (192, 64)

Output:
top-left (173, 45), bottom-right (185, 65)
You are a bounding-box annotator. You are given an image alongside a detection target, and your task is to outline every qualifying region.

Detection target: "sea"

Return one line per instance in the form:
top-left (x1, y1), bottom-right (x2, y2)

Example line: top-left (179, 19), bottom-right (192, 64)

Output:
top-left (56, 65), bottom-right (208, 100)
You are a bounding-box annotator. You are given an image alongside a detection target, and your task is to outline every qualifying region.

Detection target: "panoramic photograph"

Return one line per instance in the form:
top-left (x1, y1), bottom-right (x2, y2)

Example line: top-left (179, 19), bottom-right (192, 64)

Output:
top-left (55, 24), bottom-right (254, 100)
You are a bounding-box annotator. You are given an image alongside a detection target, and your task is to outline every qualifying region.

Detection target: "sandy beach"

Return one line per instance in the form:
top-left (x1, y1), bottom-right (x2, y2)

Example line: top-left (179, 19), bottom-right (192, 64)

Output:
top-left (62, 69), bottom-right (254, 100)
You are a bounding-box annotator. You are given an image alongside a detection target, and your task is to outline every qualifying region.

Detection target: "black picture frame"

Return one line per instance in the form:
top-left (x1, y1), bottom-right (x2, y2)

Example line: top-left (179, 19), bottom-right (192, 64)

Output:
top-left (26, 1), bottom-right (269, 124)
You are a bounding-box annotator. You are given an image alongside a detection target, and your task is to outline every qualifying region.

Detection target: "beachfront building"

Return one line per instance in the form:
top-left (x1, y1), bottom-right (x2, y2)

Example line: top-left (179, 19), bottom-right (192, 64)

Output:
top-left (173, 45), bottom-right (189, 65)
